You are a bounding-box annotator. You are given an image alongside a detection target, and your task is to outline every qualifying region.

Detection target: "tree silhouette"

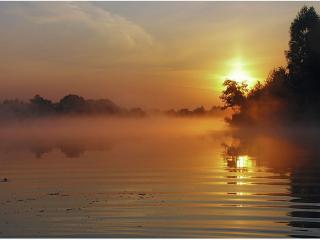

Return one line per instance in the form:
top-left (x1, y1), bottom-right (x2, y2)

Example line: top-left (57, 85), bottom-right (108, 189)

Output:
top-left (221, 6), bottom-right (320, 126)
top-left (30, 95), bottom-right (55, 115)
top-left (220, 80), bottom-right (248, 110)
top-left (58, 94), bottom-right (86, 113)
top-left (0, 94), bottom-right (147, 121)
top-left (286, 6), bottom-right (320, 106)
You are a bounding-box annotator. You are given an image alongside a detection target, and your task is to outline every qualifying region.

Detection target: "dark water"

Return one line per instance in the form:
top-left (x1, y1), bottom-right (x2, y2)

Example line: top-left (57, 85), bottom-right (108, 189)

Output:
top-left (0, 118), bottom-right (320, 237)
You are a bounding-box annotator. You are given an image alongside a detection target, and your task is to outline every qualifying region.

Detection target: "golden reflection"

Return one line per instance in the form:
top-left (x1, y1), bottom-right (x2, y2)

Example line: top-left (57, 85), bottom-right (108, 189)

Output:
top-left (225, 154), bottom-right (255, 172)
top-left (222, 143), bottom-right (256, 189)
top-left (236, 155), bottom-right (253, 169)
top-left (236, 175), bottom-right (246, 185)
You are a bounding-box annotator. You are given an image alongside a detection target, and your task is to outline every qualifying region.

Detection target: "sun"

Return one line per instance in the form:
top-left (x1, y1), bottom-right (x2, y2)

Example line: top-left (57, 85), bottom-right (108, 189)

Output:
top-left (228, 69), bottom-right (251, 83)
top-left (224, 59), bottom-right (256, 87)
top-left (210, 57), bottom-right (258, 90)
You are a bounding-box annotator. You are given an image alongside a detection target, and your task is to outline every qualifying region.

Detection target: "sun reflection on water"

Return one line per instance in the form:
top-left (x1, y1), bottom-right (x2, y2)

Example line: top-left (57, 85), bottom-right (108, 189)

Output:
top-left (236, 155), bottom-right (254, 170)
top-left (223, 148), bottom-right (256, 190)
top-left (225, 154), bottom-right (255, 172)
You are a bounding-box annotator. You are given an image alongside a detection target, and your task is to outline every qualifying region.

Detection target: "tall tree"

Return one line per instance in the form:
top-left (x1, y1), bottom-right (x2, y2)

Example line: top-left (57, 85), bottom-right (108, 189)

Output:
top-left (286, 6), bottom-right (320, 104)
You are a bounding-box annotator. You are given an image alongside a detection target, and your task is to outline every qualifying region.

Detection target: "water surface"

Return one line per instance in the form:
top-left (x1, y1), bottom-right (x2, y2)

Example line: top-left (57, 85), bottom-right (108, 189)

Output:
top-left (0, 117), bottom-right (319, 237)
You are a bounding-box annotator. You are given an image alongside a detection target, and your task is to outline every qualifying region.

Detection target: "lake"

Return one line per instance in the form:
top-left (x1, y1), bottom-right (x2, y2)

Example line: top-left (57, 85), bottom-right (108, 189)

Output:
top-left (0, 117), bottom-right (319, 237)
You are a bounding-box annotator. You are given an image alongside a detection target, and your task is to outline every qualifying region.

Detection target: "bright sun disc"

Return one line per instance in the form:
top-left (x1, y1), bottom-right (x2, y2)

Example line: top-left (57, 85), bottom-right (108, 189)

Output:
top-left (224, 59), bottom-right (256, 87)
top-left (228, 69), bottom-right (252, 83)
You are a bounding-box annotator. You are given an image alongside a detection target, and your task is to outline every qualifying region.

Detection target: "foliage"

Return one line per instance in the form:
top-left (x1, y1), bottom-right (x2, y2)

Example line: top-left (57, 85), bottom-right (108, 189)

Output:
top-left (58, 94), bottom-right (86, 113)
top-left (165, 105), bottom-right (224, 117)
top-left (220, 80), bottom-right (248, 110)
top-left (30, 94), bottom-right (55, 115)
top-left (0, 94), bottom-right (146, 121)
top-left (220, 6), bottom-right (320, 126)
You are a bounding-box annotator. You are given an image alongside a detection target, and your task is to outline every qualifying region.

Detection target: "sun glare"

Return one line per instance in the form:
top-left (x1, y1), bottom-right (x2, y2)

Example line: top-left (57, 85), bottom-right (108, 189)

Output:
top-left (224, 59), bottom-right (256, 87)
top-left (236, 155), bottom-right (254, 170)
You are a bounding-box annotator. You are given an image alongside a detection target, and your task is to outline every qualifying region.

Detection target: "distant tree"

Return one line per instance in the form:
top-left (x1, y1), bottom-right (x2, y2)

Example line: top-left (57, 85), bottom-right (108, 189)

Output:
top-left (30, 95), bottom-right (52, 106)
top-left (177, 108), bottom-right (192, 117)
top-left (165, 109), bottom-right (177, 116)
top-left (129, 108), bottom-right (146, 117)
top-left (85, 99), bottom-right (120, 114)
top-left (58, 94), bottom-right (86, 113)
top-left (2, 99), bottom-right (24, 105)
top-left (0, 93), bottom-right (148, 121)
top-left (0, 98), bottom-right (31, 119)
top-left (193, 106), bottom-right (206, 116)
top-left (30, 94), bottom-right (55, 115)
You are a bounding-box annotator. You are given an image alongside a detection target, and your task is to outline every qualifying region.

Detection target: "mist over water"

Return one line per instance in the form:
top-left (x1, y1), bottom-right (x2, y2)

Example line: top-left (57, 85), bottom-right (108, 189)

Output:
top-left (0, 116), bottom-right (320, 237)
top-left (0, 116), bottom-right (226, 160)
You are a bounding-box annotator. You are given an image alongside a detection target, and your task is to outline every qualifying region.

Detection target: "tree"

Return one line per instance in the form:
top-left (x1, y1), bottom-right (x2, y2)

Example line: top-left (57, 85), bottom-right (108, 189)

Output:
top-left (58, 94), bottom-right (86, 113)
top-left (30, 94), bottom-right (54, 115)
top-left (220, 80), bottom-right (248, 110)
top-left (286, 6), bottom-right (320, 101)
top-left (193, 106), bottom-right (206, 116)
top-left (247, 81), bottom-right (264, 101)
top-left (220, 6), bottom-right (320, 126)
top-left (30, 95), bottom-right (52, 106)
top-left (85, 99), bottom-right (120, 114)
top-left (264, 67), bottom-right (289, 98)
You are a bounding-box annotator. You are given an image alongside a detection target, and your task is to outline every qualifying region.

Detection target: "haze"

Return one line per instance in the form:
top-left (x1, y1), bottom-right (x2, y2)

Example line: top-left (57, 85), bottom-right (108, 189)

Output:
top-left (1, 2), bottom-right (319, 109)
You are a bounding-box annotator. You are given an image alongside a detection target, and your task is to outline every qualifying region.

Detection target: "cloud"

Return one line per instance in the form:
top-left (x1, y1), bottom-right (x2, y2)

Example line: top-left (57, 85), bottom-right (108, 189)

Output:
top-left (0, 2), bottom-right (154, 67)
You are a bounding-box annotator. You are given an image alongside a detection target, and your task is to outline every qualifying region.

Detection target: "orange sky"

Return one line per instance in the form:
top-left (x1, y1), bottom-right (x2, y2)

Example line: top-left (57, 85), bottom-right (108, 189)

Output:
top-left (0, 2), bottom-right (319, 109)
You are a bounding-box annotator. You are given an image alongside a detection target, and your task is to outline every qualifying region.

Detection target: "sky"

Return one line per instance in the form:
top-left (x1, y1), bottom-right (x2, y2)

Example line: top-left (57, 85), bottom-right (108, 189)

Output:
top-left (0, 1), bottom-right (319, 109)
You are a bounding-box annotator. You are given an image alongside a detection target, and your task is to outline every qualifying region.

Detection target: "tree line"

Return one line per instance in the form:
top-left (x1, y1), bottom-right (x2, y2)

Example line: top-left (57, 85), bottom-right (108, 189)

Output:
top-left (220, 6), bottom-right (320, 126)
top-left (165, 106), bottom-right (224, 117)
top-left (0, 94), bottom-right (224, 121)
top-left (0, 94), bottom-right (146, 120)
